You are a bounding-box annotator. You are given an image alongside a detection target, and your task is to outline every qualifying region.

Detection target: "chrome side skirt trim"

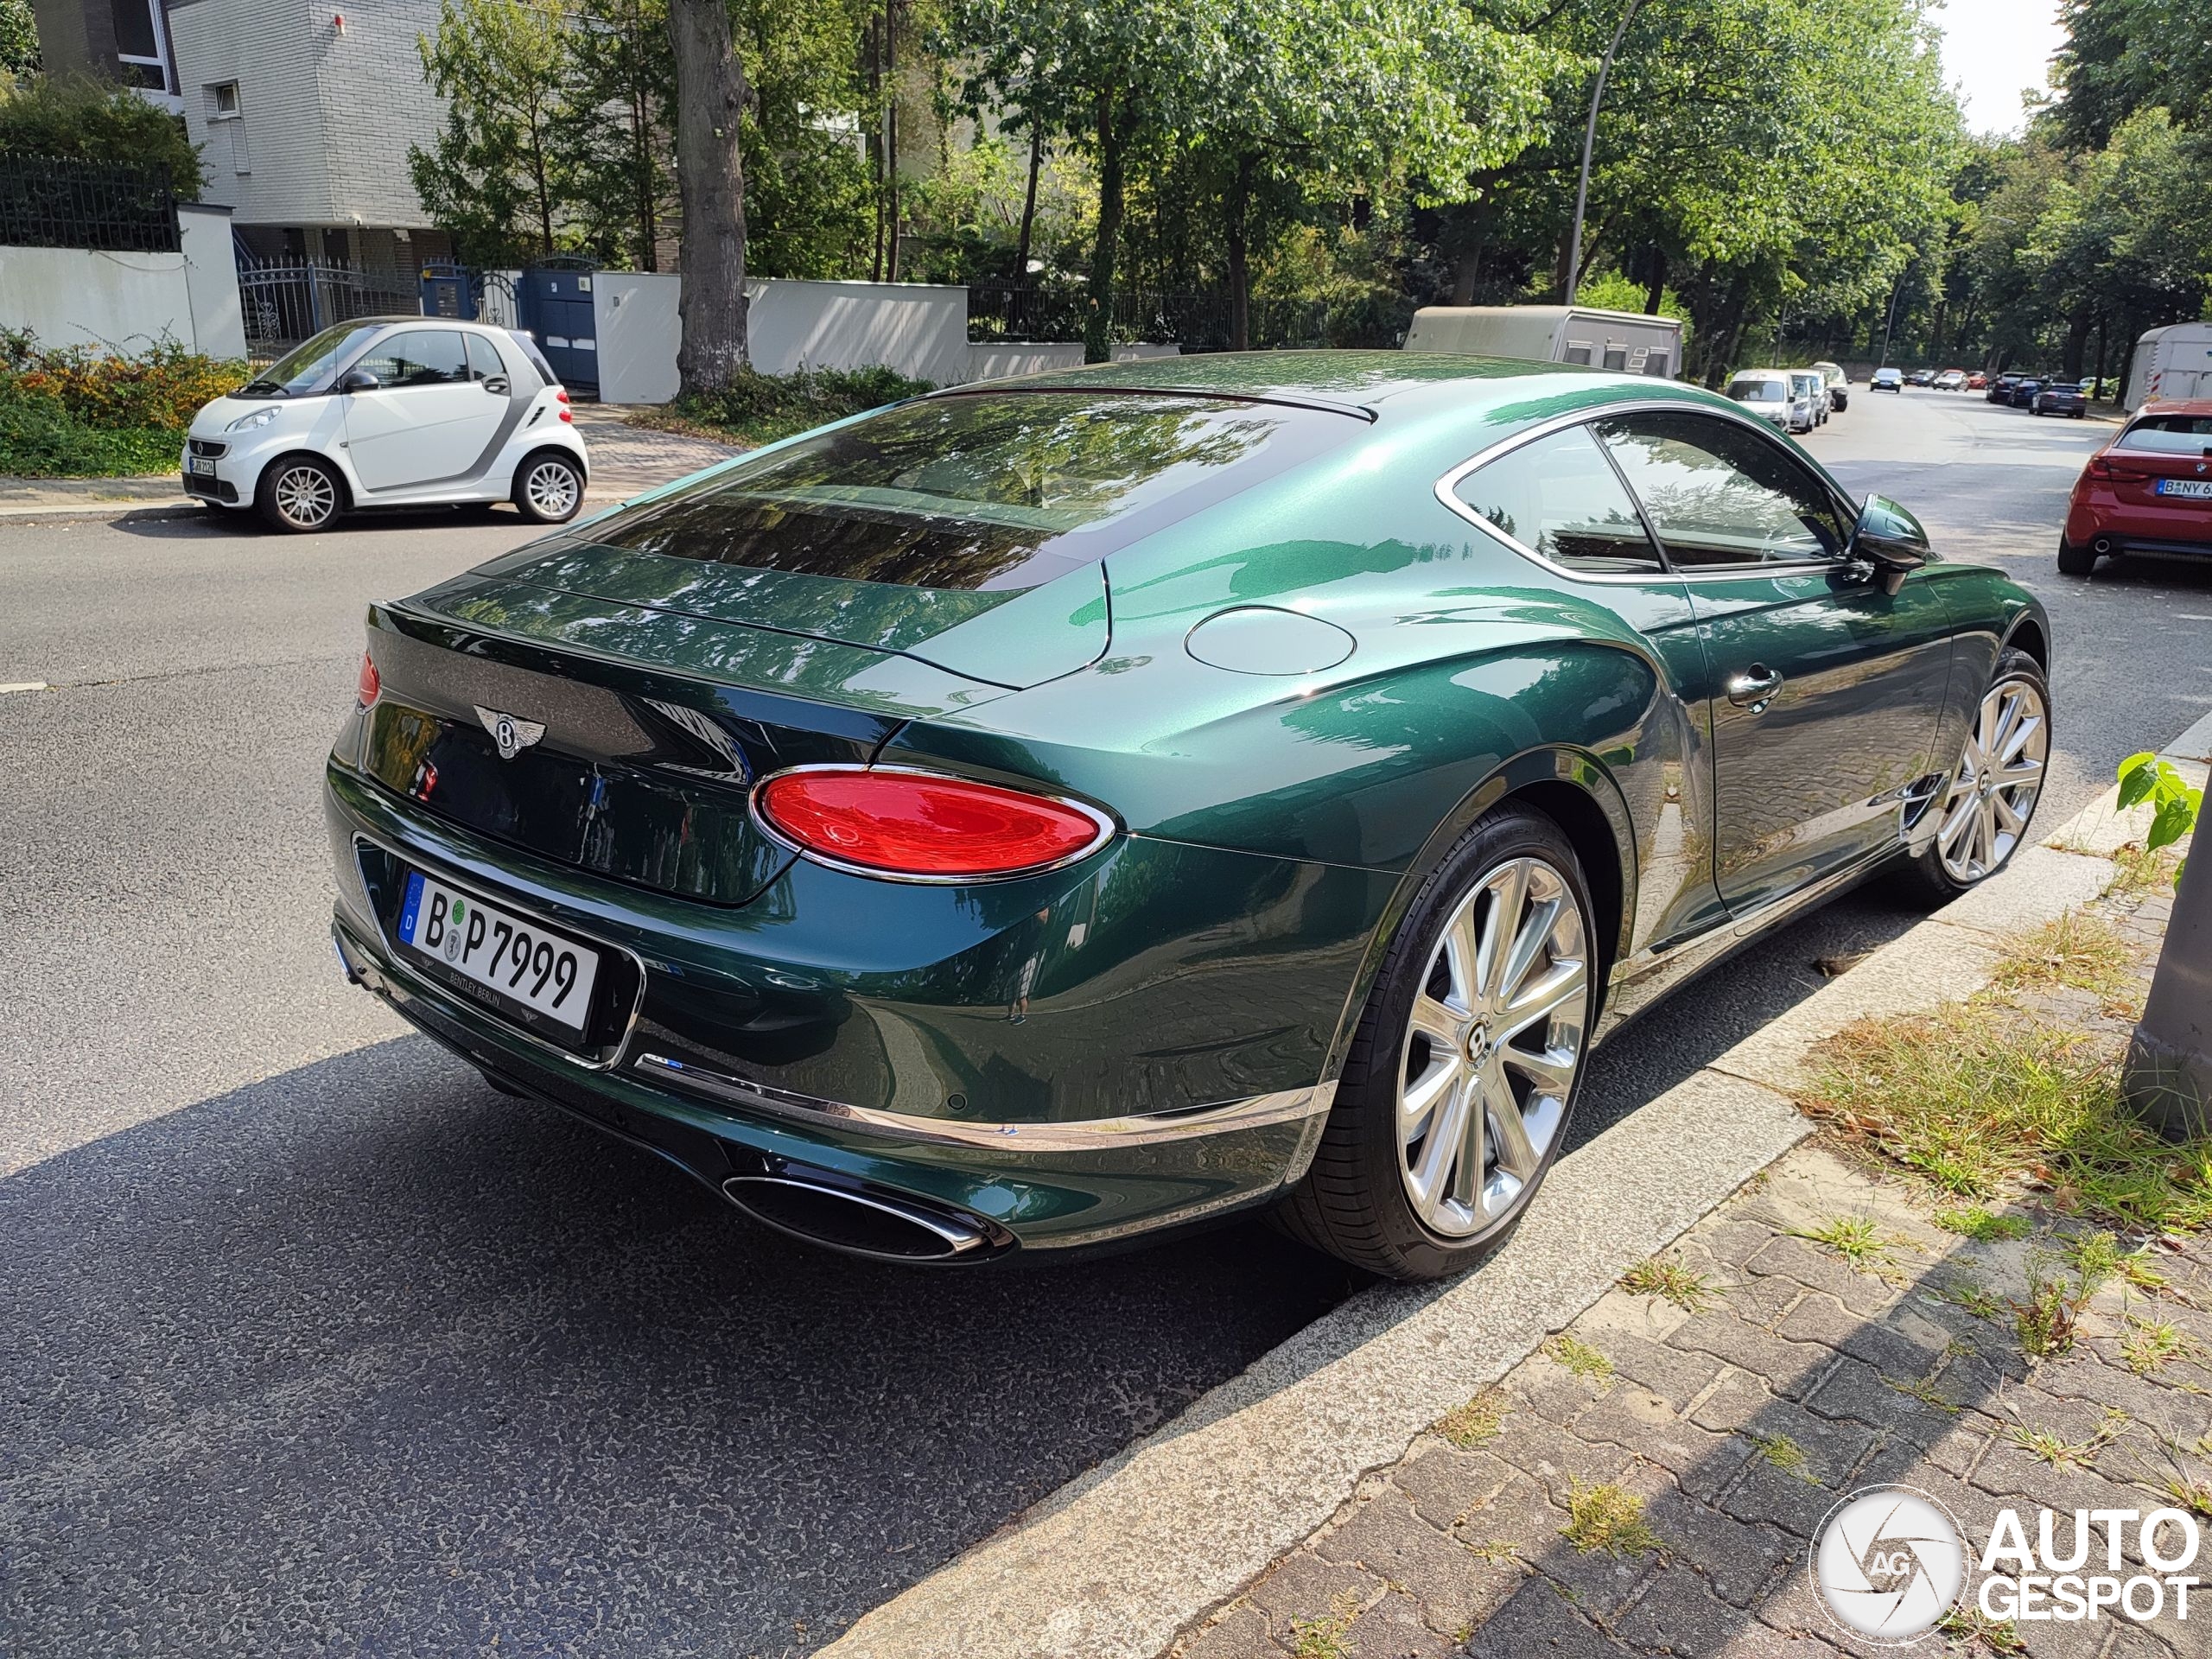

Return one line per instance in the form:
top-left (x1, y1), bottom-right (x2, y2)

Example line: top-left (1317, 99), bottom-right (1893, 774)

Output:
top-left (633, 1050), bottom-right (1337, 1152)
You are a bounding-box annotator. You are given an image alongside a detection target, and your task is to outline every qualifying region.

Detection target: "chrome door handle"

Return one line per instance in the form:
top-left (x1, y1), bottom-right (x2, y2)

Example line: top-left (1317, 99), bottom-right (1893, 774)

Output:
top-left (1726, 665), bottom-right (1784, 709)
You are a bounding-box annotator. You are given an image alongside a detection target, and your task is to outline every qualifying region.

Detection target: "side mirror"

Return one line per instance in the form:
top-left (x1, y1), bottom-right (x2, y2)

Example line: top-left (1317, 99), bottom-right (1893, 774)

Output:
top-left (340, 368), bottom-right (380, 393)
top-left (1849, 494), bottom-right (1930, 595)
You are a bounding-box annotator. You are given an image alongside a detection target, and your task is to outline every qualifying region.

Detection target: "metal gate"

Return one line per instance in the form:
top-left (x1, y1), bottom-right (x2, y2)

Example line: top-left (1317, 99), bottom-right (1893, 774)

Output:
top-left (235, 260), bottom-right (418, 360)
top-left (517, 259), bottom-right (600, 397)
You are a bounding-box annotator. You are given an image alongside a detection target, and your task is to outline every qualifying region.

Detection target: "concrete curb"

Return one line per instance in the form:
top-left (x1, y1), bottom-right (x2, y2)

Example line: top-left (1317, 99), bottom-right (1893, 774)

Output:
top-left (821, 793), bottom-right (2137, 1659)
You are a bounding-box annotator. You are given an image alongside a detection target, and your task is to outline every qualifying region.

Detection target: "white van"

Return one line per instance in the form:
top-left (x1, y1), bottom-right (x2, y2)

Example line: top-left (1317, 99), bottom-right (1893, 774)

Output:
top-left (2126, 322), bottom-right (2212, 411)
top-left (1404, 305), bottom-right (1682, 379)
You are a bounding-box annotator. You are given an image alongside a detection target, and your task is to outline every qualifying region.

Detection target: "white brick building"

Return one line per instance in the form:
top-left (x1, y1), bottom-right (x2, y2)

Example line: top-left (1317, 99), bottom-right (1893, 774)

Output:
top-left (164, 0), bottom-right (453, 270)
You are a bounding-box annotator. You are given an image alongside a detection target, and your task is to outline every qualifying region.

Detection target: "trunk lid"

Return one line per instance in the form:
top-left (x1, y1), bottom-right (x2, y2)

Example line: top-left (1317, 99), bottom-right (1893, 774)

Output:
top-left (355, 575), bottom-right (1027, 906)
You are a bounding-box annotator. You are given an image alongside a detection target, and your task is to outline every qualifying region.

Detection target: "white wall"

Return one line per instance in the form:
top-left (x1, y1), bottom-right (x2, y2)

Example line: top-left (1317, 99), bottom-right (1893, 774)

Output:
top-left (593, 273), bottom-right (681, 405)
top-left (746, 279), bottom-right (973, 385)
top-left (176, 205), bottom-right (248, 359)
top-left (0, 246), bottom-right (197, 353)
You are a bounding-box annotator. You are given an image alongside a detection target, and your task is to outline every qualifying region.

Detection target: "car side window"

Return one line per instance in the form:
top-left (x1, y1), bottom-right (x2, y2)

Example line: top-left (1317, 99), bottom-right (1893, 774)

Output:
top-left (352, 331), bottom-right (469, 390)
top-left (465, 333), bottom-right (510, 383)
top-left (1592, 411), bottom-right (1845, 568)
top-left (1452, 424), bottom-right (1664, 575)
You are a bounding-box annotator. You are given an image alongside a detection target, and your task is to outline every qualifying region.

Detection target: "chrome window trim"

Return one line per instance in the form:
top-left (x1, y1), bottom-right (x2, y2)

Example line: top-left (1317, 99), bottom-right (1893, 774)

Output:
top-left (1434, 398), bottom-right (1861, 588)
top-left (346, 830), bottom-right (650, 1073)
top-left (749, 762), bottom-right (1120, 886)
top-left (635, 1049), bottom-right (1337, 1151)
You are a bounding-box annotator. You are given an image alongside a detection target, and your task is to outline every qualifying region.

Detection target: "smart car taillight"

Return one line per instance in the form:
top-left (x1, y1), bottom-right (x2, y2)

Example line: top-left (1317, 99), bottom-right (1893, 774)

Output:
top-left (754, 768), bottom-right (1112, 880)
top-left (357, 651), bottom-right (379, 707)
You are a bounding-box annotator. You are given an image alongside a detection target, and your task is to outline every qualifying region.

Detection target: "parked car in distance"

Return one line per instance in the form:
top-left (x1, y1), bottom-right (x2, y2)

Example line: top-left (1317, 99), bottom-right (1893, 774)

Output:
top-left (1935, 370), bottom-right (1967, 391)
top-left (2009, 378), bottom-right (2046, 409)
top-left (1812, 360), bottom-right (1850, 412)
top-left (1967, 372), bottom-right (1988, 391)
top-left (1987, 374), bottom-right (2022, 404)
top-left (325, 353), bottom-right (2052, 1280)
top-left (1726, 369), bottom-right (1804, 431)
top-left (1789, 369), bottom-right (1829, 427)
top-left (2060, 401), bottom-right (2212, 574)
top-left (185, 318), bottom-right (588, 532)
top-left (2032, 381), bottom-right (2089, 418)
top-left (1872, 367), bottom-right (1904, 393)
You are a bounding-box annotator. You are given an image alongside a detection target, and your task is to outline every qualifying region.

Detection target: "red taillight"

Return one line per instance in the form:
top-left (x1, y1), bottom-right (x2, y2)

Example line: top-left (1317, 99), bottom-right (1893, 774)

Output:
top-left (558, 409), bottom-right (573, 423)
top-left (2087, 455), bottom-right (2149, 484)
top-left (356, 652), bottom-right (379, 707)
top-left (754, 768), bottom-right (1111, 880)
top-left (556, 389), bottom-right (570, 404)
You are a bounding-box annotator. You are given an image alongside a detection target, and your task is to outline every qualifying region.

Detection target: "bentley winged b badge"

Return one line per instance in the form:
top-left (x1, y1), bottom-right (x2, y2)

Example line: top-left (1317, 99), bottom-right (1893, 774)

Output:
top-left (474, 706), bottom-right (546, 761)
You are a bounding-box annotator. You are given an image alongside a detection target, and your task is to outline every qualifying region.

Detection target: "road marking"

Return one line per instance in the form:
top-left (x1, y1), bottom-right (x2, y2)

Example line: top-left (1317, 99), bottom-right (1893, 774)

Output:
top-left (0, 681), bottom-right (49, 694)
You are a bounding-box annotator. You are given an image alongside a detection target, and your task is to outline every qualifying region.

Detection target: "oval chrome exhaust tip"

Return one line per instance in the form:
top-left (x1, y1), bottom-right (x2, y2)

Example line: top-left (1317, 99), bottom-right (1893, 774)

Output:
top-left (722, 1173), bottom-right (995, 1262)
top-left (2094, 537), bottom-right (2115, 556)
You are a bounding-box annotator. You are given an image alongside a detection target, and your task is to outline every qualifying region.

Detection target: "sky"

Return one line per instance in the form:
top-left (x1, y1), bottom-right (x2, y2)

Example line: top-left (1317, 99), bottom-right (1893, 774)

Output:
top-left (1935, 0), bottom-right (2069, 133)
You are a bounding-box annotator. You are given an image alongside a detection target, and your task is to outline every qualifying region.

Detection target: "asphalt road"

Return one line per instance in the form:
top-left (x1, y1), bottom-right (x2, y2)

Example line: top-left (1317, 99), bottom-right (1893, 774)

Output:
top-left (3, 391), bottom-right (2208, 1657)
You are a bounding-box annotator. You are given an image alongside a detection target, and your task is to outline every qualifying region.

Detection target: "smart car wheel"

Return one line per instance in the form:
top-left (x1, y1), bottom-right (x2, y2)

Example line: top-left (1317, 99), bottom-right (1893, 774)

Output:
top-left (1898, 648), bottom-right (2050, 904)
top-left (1281, 805), bottom-right (1594, 1280)
top-left (257, 456), bottom-right (341, 532)
top-left (514, 452), bottom-right (583, 524)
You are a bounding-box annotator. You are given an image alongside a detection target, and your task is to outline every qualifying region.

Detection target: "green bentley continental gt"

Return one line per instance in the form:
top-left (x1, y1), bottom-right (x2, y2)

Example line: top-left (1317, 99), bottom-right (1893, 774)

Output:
top-left (326, 353), bottom-right (2051, 1279)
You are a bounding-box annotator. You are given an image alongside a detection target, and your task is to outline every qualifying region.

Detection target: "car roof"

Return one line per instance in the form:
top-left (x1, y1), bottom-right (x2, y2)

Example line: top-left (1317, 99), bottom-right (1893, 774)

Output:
top-left (2136, 399), bottom-right (2212, 417)
top-left (1730, 368), bottom-right (1790, 379)
top-left (351, 315), bottom-right (512, 334)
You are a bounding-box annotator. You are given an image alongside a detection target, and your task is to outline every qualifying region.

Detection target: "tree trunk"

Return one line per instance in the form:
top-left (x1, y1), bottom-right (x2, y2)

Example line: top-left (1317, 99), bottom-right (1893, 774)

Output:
top-left (2124, 824), bottom-right (2212, 1137)
top-left (1225, 154), bottom-right (1254, 353)
top-left (667, 0), bottom-right (748, 393)
top-left (1083, 91), bottom-right (1128, 365)
top-left (1450, 217), bottom-right (1485, 306)
top-left (883, 0), bottom-right (900, 283)
top-left (1643, 248), bottom-right (1668, 316)
top-left (1013, 120), bottom-right (1043, 281)
top-left (2062, 306), bottom-right (2093, 381)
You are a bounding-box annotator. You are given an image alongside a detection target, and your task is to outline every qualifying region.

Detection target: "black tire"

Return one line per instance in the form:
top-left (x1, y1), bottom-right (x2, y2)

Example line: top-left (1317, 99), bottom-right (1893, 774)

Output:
top-left (512, 450), bottom-right (585, 524)
top-left (2057, 537), bottom-right (2098, 575)
top-left (1279, 804), bottom-right (1599, 1280)
top-left (1895, 647), bottom-right (2051, 907)
top-left (255, 454), bottom-right (344, 532)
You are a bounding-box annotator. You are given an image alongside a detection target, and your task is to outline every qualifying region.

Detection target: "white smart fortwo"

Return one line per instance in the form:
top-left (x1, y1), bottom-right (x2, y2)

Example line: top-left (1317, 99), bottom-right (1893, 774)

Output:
top-left (184, 318), bottom-right (590, 532)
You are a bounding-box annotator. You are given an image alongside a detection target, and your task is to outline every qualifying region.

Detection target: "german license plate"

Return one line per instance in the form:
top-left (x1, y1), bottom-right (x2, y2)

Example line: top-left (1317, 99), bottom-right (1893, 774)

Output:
top-left (397, 870), bottom-right (600, 1031)
top-left (2156, 478), bottom-right (2212, 500)
top-left (189, 456), bottom-right (217, 476)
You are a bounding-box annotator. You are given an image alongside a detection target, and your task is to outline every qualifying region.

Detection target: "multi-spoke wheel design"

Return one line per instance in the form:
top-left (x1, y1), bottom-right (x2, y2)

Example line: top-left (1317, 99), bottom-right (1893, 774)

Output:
top-left (1934, 676), bottom-right (2048, 885)
top-left (264, 461), bottom-right (338, 531)
top-left (514, 454), bottom-right (584, 523)
top-left (1396, 854), bottom-right (1589, 1239)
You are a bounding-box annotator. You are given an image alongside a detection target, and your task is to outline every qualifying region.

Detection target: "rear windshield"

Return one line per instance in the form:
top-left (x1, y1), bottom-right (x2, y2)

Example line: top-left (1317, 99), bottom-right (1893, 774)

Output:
top-left (580, 391), bottom-right (1356, 591)
top-left (1727, 378), bottom-right (1788, 404)
top-left (2118, 414), bottom-right (2212, 454)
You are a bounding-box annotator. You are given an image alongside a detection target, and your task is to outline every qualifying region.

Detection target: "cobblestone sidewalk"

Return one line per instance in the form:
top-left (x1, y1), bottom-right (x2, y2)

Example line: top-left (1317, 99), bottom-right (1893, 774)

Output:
top-left (1171, 882), bottom-right (2207, 1659)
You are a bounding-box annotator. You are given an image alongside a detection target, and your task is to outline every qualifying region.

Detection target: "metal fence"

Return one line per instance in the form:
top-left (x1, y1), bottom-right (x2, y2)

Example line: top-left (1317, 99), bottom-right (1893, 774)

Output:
top-left (235, 260), bottom-right (419, 359)
top-left (966, 283), bottom-right (1411, 353)
top-left (0, 156), bottom-right (177, 253)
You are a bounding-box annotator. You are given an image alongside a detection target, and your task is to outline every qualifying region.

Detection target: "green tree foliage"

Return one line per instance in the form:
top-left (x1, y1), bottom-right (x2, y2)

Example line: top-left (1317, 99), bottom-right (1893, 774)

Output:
top-left (0, 75), bottom-right (205, 193)
top-left (410, 0), bottom-right (569, 266)
top-left (0, 0), bottom-right (39, 80)
top-left (554, 0), bottom-right (677, 270)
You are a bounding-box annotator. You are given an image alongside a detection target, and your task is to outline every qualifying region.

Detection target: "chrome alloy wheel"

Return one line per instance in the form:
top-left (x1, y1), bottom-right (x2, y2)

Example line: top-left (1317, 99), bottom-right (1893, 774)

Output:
top-left (271, 464), bottom-right (336, 528)
top-left (1936, 677), bottom-right (2048, 884)
top-left (524, 459), bottom-right (580, 519)
top-left (1396, 855), bottom-right (1590, 1239)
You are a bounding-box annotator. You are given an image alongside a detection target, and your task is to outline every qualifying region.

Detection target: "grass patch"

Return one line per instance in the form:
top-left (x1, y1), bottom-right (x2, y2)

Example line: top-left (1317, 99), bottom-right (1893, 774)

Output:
top-left (1466, 1537), bottom-right (1521, 1565)
top-left (2002, 1408), bottom-right (2127, 1467)
top-left (1933, 1205), bottom-right (2032, 1243)
top-left (1790, 1215), bottom-right (1909, 1274)
top-left (1801, 1004), bottom-right (2212, 1233)
top-left (1940, 1605), bottom-right (2026, 1654)
top-left (1288, 1589), bottom-right (1363, 1659)
top-left (1618, 1256), bottom-right (1724, 1313)
top-left (2107, 843), bottom-right (2183, 899)
top-left (1929, 1277), bottom-right (2005, 1319)
top-left (2009, 1249), bottom-right (2100, 1359)
top-left (1885, 1375), bottom-right (1964, 1414)
top-left (1742, 1431), bottom-right (1816, 1481)
top-left (1560, 1479), bottom-right (1662, 1557)
top-left (1436, 1389), bottom-right (1509, 1450)
top-left (2120, 1315), bottom-right (2187, 1376)
top-left (1542, 1334), bottom-right (1614, 1382)
top-left (626, 365), bottom-right (934, 448)
top-left (1992, 911), bottom-right (2136, 1004)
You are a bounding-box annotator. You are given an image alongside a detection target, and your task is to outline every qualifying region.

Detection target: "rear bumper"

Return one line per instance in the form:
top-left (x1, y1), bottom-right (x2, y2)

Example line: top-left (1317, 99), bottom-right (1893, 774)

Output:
top-left (325, 760), bottom-right (1372, 1255)
top-left (2065, 493), bottom-right (2212, 557)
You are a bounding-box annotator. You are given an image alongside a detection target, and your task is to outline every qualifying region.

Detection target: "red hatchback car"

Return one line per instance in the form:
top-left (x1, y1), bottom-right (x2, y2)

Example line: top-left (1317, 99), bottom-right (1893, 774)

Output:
top-left (2060, 401), bottom-right (2212, 575)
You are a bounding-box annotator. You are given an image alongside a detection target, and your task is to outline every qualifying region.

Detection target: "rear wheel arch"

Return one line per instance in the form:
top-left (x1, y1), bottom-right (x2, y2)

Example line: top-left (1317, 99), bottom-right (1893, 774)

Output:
top-left (1322, 748), bottom-right (1635, 1089)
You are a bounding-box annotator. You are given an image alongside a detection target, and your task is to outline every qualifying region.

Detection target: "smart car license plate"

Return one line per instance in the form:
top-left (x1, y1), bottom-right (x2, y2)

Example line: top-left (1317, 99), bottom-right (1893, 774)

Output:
top-left (2156, 478), bottom-right (2212, 500)
top-left (397, 870), bottom-right (600, 1031)
top-left (189, 457), bottom-right (217, 476)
